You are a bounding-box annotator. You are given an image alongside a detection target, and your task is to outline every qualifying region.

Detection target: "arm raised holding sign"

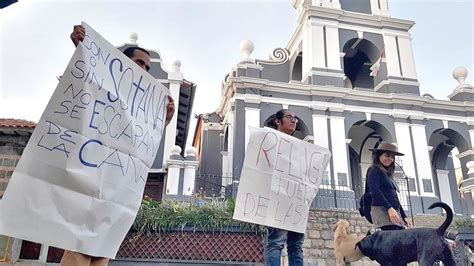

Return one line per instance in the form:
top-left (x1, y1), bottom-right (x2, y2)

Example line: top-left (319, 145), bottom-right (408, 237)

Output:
top-left (70, 24), bottom-right (175, 127)
top-left (60, 24), bottom-right (176, 266)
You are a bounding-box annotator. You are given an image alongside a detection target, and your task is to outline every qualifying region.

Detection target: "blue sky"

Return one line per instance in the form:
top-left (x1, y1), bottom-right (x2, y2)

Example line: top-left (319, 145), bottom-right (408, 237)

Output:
top-left (0, 0), bottom-right (472, 142)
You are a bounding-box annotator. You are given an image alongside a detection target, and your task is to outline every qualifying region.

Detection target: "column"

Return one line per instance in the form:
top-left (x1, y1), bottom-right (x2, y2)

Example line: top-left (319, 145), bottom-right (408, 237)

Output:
top-left (38, 244), bottom-right (49, 263)
top-left (410, 119), bottom-right (435, 196)
top-left (329, 110), bottom-right (350, 187)
top-left (393, 116), bottom-right (418, 193)
top-left (312, 110), bottom-right (331, 184)
top-left (371, 0), bottom-right (390, 16)
top-left (165, 146), bottom-right (183, 195)
top-left (302, 21), bottom-right (325, 80)
top-left (466, 122), bottom-right (474, 179)
top-left (163, 60), bottom-right (183, 163)
top-left (382, 33), bottom-right (402, 77)
top-left (468, 122), bottom-right (474, 153)
top-left (370, 0), bottom-right (381, 15)
top-left (223, 108), bottom-right (235, 180)
top-left (397, 35), bottom-right (418, 79)
top-left (325, 21), bottom-right (342, 71)
top-left (379, 0), bottom-right (391, 16)
top-left (244, 107), bottom-right (260, 151)
top-left (183, 147), bottom-right (199, 196)
top-left (436, 169), bottom-right (454, 210)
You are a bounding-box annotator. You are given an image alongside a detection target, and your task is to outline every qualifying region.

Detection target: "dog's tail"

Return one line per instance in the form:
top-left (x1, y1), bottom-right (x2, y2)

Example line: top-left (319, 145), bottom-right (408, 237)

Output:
top-left (428, 202), bottom-right (453, 236)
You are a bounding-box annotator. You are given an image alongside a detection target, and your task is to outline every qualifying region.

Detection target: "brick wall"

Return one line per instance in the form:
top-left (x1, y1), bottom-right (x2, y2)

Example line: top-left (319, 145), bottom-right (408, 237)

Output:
top-left (0, 134), bottom-right (30, 198)
top-left (0, 133), bottom-right (32, 262)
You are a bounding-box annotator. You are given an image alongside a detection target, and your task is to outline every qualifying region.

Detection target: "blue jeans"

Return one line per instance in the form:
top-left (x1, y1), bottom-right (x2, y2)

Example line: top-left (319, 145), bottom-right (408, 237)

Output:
top-left (265, 227), bottom-right (304, 266)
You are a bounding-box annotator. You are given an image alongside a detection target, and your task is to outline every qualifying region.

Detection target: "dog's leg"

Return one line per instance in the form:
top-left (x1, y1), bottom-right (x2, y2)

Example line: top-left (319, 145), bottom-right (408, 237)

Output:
top-left (336, 256), bottom-right (344, 266)
top-left (441, 247), bottom-right (456, 266)
top-left (418, 255), bottom-right (438, 266)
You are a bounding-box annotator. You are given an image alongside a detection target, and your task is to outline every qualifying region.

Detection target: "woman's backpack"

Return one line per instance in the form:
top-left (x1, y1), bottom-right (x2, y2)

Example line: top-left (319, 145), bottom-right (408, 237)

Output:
top-left (359, 173), bottom-right (373, 224)
top-left (359, 191), bottom-right (373, 223)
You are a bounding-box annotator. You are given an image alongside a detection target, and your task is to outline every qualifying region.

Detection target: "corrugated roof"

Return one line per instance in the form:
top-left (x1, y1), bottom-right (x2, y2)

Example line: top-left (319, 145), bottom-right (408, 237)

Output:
top-left (0, 118), bottom-right (36, 129)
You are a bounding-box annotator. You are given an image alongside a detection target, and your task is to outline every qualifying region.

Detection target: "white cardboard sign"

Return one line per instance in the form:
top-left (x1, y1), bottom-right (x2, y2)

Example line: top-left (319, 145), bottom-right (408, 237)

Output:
top-left (233, 127), bottom-right (331, 233)
top-left (0, 22), bottom-right (168, 258)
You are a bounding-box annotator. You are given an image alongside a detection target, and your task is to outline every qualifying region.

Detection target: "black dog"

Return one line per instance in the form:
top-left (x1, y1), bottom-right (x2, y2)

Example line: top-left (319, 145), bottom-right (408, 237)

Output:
top-left (357, 202), bottom-right (456, 266)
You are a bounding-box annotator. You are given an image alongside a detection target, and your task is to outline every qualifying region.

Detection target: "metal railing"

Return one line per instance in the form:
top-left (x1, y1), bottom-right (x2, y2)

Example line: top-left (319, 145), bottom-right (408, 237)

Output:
top-left (312, 166), bottom-right (414, 222)
top-left (194, 170), bottom-right (414, 221)
top-left (194, 174), bottom-right (233, 200)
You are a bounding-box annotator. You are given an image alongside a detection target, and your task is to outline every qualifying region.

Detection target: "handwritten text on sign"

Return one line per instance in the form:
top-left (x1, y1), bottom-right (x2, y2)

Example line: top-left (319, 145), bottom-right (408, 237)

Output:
top-left (0, 22), bottom-right (168, 258)
top-left (233, 127), bottom-right (331, 233)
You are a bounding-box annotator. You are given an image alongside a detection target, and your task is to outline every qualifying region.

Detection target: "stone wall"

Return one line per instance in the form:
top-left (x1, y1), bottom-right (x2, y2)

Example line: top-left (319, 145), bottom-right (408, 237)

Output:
top-left (301, 208), bottom-right (376, 266)
top-left (299, 208), bottom-right (450, 266)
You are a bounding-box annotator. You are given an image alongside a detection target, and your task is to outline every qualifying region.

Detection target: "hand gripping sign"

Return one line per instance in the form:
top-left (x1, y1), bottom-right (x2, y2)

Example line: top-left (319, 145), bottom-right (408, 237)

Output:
top-left (233, 127), bottom-right (331, 233)
top-left (0, 22), bottom-right (169, 258)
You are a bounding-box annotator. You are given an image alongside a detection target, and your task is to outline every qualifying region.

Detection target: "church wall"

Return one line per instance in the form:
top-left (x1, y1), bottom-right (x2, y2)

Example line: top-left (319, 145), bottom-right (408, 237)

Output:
top-left (260, 62), bottom-right (291, 83)
top-left (343, 111), bottom-right (366, 137)
top-left (232, 100), bottom-right (246, 180)
top-left (375, 82), bottom-right (420, 94)
top-left (340, 0), bottom-right (371, 14)
top-left (199, 129), bottom-right (222, 176)
top-left (151, 130), bottom-right (166, 169)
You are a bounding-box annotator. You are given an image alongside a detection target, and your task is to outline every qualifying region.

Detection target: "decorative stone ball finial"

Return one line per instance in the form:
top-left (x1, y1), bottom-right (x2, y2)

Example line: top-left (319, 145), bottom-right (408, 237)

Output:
top-left (239, 40), bottom-right (254, 62)
top-left (185, 146), bottom-right (197, 157)
top-left (170, 145), bottom-right (182, 156)
top-left (453, 66), bottom-right (468, 85)
top-left (129, 32), bottom-right (138, 44)
top-left (172, 59), bottom-right (182, 73)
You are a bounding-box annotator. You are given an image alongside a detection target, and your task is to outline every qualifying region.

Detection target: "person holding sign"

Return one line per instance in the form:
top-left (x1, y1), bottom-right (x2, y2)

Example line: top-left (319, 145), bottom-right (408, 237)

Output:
top-left (367, 142), bottom-right (413, 231)
top-left (59, 24), bottom-right (176, 266)
top-left (265, 109), bottom-right (305, 266)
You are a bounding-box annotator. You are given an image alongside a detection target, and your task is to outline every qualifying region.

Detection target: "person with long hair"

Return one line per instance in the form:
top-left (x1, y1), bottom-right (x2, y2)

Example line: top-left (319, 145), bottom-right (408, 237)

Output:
top-left (265, 109), bottom-right (304, 266)
top-left (367, 141), bottom-right (413, 230)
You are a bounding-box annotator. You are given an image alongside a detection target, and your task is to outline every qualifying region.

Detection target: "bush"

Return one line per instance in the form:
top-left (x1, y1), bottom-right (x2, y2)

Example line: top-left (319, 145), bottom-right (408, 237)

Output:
top-left (132, 198), bottom-right (265, 234)
top-left (453, 217), bottom-right (474, 229)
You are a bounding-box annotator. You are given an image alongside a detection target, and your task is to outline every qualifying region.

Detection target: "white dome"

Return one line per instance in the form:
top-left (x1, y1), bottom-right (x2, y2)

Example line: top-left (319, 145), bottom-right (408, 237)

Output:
top-left (170, 145), bottom-right (182, 155)
top-left (239, 40), bottom-right (254, 62)
top-left (453, 66), bottom-right (468, 85)
top-left (129, 32), bottom-right (138, 44)
top-left (185, 146), bottom-right (197, 157)
top-left (172, 59), bottom-right (182, 68)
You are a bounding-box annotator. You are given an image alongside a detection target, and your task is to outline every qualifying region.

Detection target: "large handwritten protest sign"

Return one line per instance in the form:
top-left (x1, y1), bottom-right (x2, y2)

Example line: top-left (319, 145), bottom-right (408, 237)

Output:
top-left (233, 127), bottom-right (331, 233)
top-left (0, 22), bottom-right (169, 258)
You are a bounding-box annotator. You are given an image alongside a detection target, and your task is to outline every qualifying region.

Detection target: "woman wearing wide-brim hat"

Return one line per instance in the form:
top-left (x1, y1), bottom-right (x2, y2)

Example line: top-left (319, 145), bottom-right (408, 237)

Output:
top-left (366, 141), bottom-right (413, 230)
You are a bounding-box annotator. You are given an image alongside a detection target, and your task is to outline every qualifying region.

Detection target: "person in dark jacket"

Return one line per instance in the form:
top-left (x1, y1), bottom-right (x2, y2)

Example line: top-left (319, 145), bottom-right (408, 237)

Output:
top-left (367, 141), bottom-right (413, 230)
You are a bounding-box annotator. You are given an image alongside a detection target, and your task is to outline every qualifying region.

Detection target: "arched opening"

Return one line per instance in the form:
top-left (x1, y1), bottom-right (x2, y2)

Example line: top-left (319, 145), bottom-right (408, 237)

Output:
top-left (347, 120), bottom-right (395, 196)
top-left (291, 52), bottom-right (302, 81)
top-left (429, 128), bottom-right (472, 214)
top-left (342, 39), bottom-right (381, 90)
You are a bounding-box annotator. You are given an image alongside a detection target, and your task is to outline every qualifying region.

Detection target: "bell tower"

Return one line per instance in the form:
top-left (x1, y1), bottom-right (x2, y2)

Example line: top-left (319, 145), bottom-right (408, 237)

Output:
top-left (289, 0), bottom-right (420, 95)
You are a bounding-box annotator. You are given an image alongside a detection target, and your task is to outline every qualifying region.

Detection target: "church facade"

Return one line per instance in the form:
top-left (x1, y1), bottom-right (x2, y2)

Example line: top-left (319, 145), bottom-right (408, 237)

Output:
top-left (194, 0), bottom-right (474, 215)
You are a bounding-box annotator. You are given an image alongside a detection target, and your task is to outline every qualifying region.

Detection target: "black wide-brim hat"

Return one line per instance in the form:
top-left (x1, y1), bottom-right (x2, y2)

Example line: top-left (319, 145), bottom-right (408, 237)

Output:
top-left (369, 141), bottom-right (404, 156)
